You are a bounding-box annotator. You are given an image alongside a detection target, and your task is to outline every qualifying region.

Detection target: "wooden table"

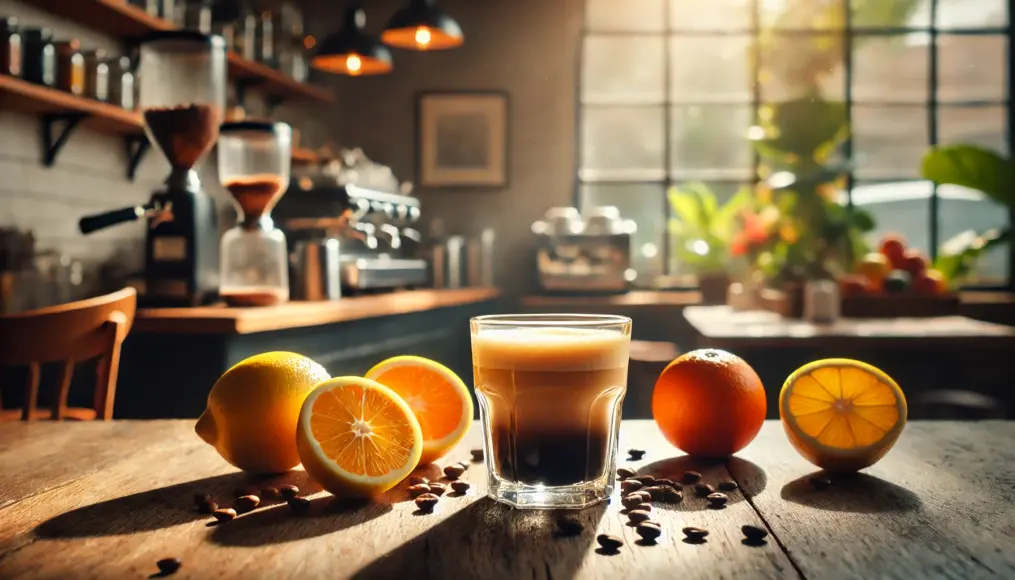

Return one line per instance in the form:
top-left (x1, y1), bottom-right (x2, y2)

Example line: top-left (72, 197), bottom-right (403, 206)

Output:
top-left (2, 420), bottom-right (1013, 579)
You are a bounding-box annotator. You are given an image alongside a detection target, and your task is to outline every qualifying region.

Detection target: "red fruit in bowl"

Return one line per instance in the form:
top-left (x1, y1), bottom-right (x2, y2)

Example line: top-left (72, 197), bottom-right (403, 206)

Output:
top-left (900, 250), bottom-right (928, 279)
top-left (839, 275), bottom-right (868, 296)
top-left (880, 235), bottom-right (907, 269)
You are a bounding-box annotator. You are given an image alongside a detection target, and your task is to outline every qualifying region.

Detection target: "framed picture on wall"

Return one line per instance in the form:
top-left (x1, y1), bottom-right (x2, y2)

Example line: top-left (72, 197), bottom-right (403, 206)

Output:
top-left (417, 91), bottom-right (509, 188)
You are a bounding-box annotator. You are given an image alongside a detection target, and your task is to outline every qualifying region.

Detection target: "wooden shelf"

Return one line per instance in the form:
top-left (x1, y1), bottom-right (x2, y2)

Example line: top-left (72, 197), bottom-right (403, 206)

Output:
top-left (0, 75), bottom-right (143, 135)
top-left (31, 0), bottom-right (333, 104)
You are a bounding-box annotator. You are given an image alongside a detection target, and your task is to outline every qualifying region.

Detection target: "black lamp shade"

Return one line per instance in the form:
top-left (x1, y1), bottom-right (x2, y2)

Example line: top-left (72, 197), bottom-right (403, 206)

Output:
top-left (312, 7), bottom-right (393, 76)
top-left (381, 0), bottom-right (463, 51)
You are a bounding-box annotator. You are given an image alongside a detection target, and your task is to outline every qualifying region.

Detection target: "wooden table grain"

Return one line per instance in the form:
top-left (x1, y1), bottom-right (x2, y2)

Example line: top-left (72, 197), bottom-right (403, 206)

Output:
top-left (1, 420), bottom-right (1013, 579)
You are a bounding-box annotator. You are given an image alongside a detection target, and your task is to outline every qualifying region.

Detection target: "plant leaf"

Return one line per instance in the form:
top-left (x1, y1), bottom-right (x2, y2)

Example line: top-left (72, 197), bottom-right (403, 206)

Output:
top-left (921, 145), bottom-right (1015, 208)
top-left (667, 186), bottom-right (703, 233)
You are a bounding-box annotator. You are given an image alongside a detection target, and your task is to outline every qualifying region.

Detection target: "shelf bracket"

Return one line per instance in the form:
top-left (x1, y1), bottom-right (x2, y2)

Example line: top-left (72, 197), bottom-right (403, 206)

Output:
top-left (124, 136), bottom-right (151, 182)
top-left (41, 114), bottom-right (87, 167)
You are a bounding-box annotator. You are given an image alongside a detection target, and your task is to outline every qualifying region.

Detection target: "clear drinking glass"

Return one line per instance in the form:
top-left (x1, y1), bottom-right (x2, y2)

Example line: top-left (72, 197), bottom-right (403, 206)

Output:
top-left (471, 314), bottom-right (632, 509)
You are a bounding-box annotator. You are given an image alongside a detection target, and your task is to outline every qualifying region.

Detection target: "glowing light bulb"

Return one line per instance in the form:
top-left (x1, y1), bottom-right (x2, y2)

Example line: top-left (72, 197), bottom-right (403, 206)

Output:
top-left (346, 54), bottom-right (362, 75)
top-left (415, 27), bottom-right (432, 47)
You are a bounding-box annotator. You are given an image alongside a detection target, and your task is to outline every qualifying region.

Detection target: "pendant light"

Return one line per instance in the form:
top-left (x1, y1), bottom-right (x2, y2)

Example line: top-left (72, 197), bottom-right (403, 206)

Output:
top-left (312, 6), bottom-right (393, 76)
top-left (381, 0), bottom-right (463, 51)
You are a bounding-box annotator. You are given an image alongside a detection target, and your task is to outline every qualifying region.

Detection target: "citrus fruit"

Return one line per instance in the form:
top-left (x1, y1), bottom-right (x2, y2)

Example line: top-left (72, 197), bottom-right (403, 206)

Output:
top-left (780, 358), bottom-right (907, 472)
top-left (838, 274), bottom-right (868, 296)
top-left (900, 249), bottom-right (928, 279)
top-left (366, 356), bottom-right (473, 465)
top-left (297, 376), bottom-right (423, 497)
top-left (879, 235), bottom-right (907, 268)
top-left (652, 349), bottom-right (766, 457)
top-left (856, 252), bottom-right (890, 283)
top-left (196, 352), bottom-right (330, 474)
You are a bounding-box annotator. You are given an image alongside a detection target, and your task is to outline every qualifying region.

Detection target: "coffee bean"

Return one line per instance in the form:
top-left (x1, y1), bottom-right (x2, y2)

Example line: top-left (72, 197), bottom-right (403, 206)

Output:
top-left (627, 448), bottom-right (646, 460)
top-left (457, 462), bottom-right (470, 472)
top-left (234, 495), bottom-right (260, 513)
top-left (621, 494), bottom-right (645, 509)
top-left (288, 496), bottom-right (311, 514)
top-left (279, 485), bottom-right (299, 500)
top-left (636, 522), bottom-right (662, 542)
top-left (632, 491), bottom-right (653, 504)
top-left (655, 478), bottom-right (678, 489)
top-left (450, 480), bottom-right (471, 494)
top-left (621, 480), bottom-right (643, 495)
top-left (694, 483), bottom-right (715, 497)
top-left (408, 484), bottom-right (431, 497)
top-left (718, 480), bottom-right (739, 492)
top-left (212, 508), bottom-right (236, 522)
top-left (443, 464), bottom-right (466, 480)
top-left (706, 492), bottom-right (728, 508)
top-left (556, 517), bottom-right (584, 537)
top-left (415, 493), bottom-right (439, 513)
top-left (617, 468), bottom-right (636, 480)
top-left (156, 557), bottom-right (181, 575)
top-left (810, 476), bottom-right (832, 490)
top-left (470, 448), bottom-right (484, 461)
top-left (742, 524), bottom-right (769, 542)
top-left (682, 471), bottom-right (703, 484)
top-left (409, 476), bottom-right (428, 486)
top-left (632, 475), bottom-right (656, 486)
top-left (682, 526), bottom-right (709, 541)
top-left (428, 482), bottom-right (447, 496)
top-left (192, 492), bottom-right (211, 505)
top-left (644, 485), bottom-right (669, 502)
top-left (597, 534), bottom-right (623, 551)
top-left (627, 509), bottom-right (652, 523)
top-left (260, 486), bottom-right (280, 499)
top-left (197, 500), bottom-right (218, 514)
top-left (662, 488), bottom-right (683, 503)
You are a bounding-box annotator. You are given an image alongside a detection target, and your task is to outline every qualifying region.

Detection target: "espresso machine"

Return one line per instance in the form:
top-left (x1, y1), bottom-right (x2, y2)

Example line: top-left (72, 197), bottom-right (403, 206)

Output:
top-left (532, 206), bottom-right (636, 294)
top-left (78, 31), bottom-right (226, 306)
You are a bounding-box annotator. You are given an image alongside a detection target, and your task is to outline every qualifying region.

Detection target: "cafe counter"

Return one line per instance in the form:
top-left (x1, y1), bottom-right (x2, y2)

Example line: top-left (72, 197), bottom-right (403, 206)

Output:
top-left (116, 288), bottom-right (502, 418)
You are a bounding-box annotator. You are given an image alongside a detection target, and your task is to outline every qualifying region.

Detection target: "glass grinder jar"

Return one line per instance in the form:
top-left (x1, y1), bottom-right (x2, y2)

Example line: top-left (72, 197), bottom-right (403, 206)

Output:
top-left (218, 121), bottom-right (293, 307)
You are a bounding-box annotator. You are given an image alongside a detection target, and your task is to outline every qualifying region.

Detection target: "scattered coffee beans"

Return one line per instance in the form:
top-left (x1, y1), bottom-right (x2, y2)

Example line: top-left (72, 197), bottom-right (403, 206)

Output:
top-left (279, 485), bottom-right (300, 500)
top-left (742, 524), bottom-right (769, 542)
top-left (632, 475), bottom-right (656, 486)
top-left (288, 497), bottom-right (311, 514)
top-left (556, 517), bottom-right (584, 537)
top-left (627, 509), bottom-right (652, 523)
top-left (470, 448), bottom-right (484, 461)
top-left (428, 482), bottom-right (447, 496)
top-left (662, 488), bottom-right (683, 503)
top-left (810, 476), bottom-right (832, 490)
top-left (617, 468), bottom-right (636, 480)
top-left (655, 478), bottom-right (678, 489)
top-left (643, 485), bottom-right (668, 502)
top-left (443, 464), bottom-right (466, 480)
top-left (597, 534), bottom-right (624, 551)
top-left (415, 493), bottom-right (440, 513)
top-left (694, 483), bottom-right (715, 497)
top-left (706, 492), bottom-right (728, 508)
top-left (409, 476), bottom-right (428, 486)
top-left (234, 495), bottom-right (260, 513)
top-left (632, 491), bottom-right (652, 504)
top-left (408, 484), bottom-right (431, 497)
top-left (620, 480), bottom-right (643, 495)
top-left (450, 480), bottom-right (471, 494)
top-left (156, 557), bottom-right (181, 576)
top-left (627, 448), bottom-right (646, 460)
top-left (636, 521), bottom-right (662, 542)
top-left (682, 526), bottom-right (709, 541)
top-left (260, 487), bottom-right (280, 499)
top-left (681, 471), bottom-right (703, 484)
top-left (193, 492), bottom-right (211, 505)
top-left (212, 508), bottom-right (236, 522)
top-left (718, 480), bottom-right (739, 491)
top-left (197, 500), bottom-right (218, 514)
top-left (621, 494), bottom-right (645, 510)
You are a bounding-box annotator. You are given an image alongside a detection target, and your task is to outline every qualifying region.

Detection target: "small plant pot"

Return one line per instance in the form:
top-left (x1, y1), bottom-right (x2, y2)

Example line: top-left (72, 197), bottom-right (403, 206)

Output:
top-left (697, 273), bottom-right (730, 305)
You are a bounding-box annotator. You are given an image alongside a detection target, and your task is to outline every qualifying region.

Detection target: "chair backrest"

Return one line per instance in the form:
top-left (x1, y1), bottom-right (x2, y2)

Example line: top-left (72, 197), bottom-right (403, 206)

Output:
top-left (0, 287), bottom-right (137, 421)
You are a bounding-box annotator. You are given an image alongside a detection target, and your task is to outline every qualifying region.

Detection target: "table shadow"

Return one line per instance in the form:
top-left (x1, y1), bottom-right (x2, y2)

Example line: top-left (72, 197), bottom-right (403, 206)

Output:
top-left (35, 470), bottom-right (321, 538)
top-left (637, 455), bottom-right (767, 512)
top-left (780, 471), bottom-right (923, 514)
top-left (210, 496), bottom-right (393, 546)
top-left (352, 498), bottom-right (606, 579)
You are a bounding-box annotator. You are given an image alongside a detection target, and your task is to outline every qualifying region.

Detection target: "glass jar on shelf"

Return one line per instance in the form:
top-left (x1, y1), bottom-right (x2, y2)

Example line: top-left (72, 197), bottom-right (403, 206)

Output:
top-left (218, 121), bottom-right (293, 307)
top-left (54, 39), bottom-right (84, 95)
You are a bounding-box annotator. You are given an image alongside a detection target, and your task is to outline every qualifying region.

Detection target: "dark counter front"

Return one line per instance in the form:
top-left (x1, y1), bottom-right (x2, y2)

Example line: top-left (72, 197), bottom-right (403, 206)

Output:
top-left (115, 288), bottom-right (503, 418)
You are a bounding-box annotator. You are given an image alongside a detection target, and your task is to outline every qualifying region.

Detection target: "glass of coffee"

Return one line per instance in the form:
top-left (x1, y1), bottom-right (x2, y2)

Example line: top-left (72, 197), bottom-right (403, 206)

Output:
top-left (471, 314), bottom-right (632, 509)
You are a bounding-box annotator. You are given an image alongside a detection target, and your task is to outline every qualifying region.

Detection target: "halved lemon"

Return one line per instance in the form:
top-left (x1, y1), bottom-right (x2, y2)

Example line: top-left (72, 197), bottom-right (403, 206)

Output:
top-left (296, 376), bottom-right (422, 497)
top-left (366, 356), bottom-right (473, 465)
top-left (780, 358), bottom-right (907, 473)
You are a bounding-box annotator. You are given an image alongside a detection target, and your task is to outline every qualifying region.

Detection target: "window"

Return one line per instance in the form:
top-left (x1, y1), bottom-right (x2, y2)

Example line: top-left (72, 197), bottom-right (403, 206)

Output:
top-left (579, 0), bottom-right (1012, 288)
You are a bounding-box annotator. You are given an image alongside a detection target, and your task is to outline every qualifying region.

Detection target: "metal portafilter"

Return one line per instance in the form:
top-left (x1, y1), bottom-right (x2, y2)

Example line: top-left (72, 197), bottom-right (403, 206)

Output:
top-left (78, 201), bottom-right (169, 234)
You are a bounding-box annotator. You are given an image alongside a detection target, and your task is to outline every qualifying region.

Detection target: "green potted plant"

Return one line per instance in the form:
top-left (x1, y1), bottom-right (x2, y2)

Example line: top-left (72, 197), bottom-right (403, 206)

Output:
top-left (921, 145), bottom-right (1013, 287)
top-left (667, 183), bottom-right (751, 304)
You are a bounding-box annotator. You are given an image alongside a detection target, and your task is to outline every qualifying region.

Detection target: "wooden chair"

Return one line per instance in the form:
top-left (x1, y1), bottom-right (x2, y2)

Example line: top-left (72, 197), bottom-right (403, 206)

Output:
top-left (0, 287), bottom-right (136, 421)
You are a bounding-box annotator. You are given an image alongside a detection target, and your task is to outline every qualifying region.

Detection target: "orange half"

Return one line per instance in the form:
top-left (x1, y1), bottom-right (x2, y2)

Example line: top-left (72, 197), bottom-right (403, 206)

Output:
top-left (366, 356), bottom-right (473, 465)
top-left (780, 358), bottom-right (907, 472)
top-left (296, 376), bottom-right (422, 497)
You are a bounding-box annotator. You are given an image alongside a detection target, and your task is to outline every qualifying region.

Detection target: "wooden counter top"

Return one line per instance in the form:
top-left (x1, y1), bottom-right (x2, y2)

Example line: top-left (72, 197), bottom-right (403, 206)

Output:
top-left (133, 288), bottom-right (500, 335)
top-left (522, 290), bottom-right (1012, 308)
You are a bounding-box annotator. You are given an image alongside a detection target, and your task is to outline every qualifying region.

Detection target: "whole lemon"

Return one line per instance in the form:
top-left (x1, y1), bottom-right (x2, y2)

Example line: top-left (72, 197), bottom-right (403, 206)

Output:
top-left (196, 352), bottom-right (330, 474)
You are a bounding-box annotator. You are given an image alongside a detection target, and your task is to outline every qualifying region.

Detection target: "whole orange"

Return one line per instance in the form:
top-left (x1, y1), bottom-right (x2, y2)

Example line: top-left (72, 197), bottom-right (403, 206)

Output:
top-left (880, 235), bottom-right (907, 269)
top-left (652, 349), bottom-right (766, 457)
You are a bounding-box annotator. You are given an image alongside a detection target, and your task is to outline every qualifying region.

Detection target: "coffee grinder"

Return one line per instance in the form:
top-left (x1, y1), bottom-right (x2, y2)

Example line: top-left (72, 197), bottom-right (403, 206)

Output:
top-left (218, 121), bottom-right (292, 307)
top-left (78, 31), bottom-right (226, 306)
